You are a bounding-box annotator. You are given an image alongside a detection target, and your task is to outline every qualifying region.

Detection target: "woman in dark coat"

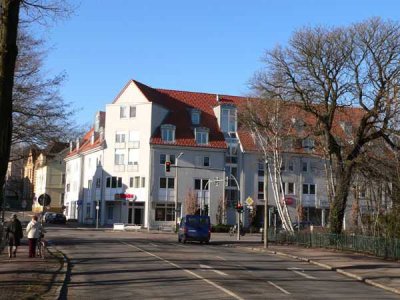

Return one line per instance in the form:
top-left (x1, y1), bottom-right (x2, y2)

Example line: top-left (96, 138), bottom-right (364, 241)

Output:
top-left (5, 214), bottom-right (23, 259)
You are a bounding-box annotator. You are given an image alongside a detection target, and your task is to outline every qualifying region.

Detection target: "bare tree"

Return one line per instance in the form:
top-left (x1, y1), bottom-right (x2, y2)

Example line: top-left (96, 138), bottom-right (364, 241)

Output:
top-left (252, 18), bottom-right (400, 234)
top-left (240, 98), bottom-right (296, 233)
top-left (184, 189), bottom-right (199, 215)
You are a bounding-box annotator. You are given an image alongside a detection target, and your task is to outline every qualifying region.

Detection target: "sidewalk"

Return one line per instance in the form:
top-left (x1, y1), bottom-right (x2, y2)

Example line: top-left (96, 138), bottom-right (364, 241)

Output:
top-left (241, 242), bottom-right (400, 296)
top-left (0, 241), bottom-right (65, 300)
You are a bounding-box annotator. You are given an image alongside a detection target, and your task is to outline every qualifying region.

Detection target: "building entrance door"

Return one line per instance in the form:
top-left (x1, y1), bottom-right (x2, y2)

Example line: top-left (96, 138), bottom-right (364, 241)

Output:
top-left (128, 202), bottom-right (144, 225)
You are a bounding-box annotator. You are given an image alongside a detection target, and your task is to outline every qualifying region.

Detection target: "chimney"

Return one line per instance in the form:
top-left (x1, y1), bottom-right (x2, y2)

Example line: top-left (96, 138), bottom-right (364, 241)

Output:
top-left (216, 94), bottom-right (220, 102)
top-left (76, 138), bottom-right (80, 150)
top-left (69, 141), bottom-right (73, 152)
top-left (91, 133), bottom-right (95, 145)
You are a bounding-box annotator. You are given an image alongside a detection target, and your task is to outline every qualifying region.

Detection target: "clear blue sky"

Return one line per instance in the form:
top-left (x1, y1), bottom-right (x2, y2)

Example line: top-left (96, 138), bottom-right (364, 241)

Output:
top-left (34, 0), bottom-right (400, 126)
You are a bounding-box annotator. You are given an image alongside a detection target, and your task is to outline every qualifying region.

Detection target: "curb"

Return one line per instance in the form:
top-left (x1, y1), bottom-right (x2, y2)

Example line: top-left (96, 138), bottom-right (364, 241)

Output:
top-left (43, 246), bottom-right (69, 300)
top-left (244, 246), bottom-right (400, 296)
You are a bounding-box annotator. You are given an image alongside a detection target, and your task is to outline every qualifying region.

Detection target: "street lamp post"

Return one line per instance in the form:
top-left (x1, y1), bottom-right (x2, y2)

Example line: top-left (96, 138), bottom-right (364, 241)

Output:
top-left (175, 152), bottom-right (184, 231)
top-left (263, 160), bottom-right (269, 248)
top-left (226, 174), bottom-right (241, 241)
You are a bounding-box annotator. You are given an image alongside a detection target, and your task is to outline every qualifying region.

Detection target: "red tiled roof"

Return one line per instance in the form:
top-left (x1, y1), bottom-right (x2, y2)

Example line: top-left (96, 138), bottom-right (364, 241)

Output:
top-left (116, 80), bottom-right (364, 153)
top-left (66, 128), bottom-right (104, 158)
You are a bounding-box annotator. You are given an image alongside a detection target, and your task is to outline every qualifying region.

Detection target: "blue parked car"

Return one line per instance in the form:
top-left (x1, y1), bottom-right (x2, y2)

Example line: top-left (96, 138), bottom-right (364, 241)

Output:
top-left (178, 215), bottom-right (211, 244)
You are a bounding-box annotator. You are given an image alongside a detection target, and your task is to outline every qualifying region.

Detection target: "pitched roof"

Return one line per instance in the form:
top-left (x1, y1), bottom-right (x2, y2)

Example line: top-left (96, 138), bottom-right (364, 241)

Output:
top-left (66, 128), bottom-right (104, 159)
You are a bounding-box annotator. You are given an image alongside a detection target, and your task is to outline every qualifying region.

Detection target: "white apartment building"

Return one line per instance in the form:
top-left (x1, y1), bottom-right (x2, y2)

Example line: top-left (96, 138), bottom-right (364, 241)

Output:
top-left (65, 79), bottom-right (370, 229)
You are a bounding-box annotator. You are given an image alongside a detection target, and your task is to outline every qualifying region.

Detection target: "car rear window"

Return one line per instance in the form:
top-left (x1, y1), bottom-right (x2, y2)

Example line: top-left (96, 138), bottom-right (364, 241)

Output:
top-left (186, 216), bottom-right (210, 226)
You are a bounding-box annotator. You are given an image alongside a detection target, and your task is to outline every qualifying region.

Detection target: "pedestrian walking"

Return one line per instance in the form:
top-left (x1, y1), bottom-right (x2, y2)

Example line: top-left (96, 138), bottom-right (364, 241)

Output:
top-left (26, 215), bottom-right (42, 258)
top-left (5, 214), bottom-right (23, 259)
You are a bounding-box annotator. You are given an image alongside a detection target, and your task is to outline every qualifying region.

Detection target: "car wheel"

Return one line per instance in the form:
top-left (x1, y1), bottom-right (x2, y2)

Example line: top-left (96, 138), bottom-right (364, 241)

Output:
top-left (205, 239), bottom-right (210, 244)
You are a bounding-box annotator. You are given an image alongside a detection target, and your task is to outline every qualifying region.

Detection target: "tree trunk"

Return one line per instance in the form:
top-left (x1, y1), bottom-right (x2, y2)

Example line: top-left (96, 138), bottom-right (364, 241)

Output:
top-left (0, 0), bottom-right (21, 194)
top-left (329, 162), bottom-right (355, 234)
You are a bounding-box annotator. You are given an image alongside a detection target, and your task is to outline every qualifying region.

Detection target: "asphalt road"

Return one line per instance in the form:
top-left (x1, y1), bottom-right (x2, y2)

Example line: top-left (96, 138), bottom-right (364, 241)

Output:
top-left (46, 226), bottom-right (399, 300)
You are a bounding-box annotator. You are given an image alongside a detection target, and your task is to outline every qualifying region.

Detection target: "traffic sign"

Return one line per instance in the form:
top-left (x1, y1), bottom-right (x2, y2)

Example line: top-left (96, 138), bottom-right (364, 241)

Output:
top-left (38, 194), bottom-right (51, 206)
top-left (245, 196), bottom-right (254, 206)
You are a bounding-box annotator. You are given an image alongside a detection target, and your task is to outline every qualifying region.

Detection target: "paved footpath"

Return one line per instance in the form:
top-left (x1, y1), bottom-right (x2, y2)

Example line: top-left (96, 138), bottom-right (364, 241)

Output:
top-left (0, 241), bottom-right (64, 300)
top-left (240, 241), bottom-right (400, 296)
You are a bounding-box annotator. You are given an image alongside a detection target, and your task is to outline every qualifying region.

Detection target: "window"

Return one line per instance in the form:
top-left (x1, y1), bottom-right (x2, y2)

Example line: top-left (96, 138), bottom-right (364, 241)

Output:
top-left (302, 138), bottom-right (315, 149)
top-left (303, 184), bottom-right (316, 195)
top-left (288, 182), bottom-right (295, 194)
top-left (120, 106), bottom-right (128, 118)
top-left (191, 110), bottom-right (200, 125)
top-left (258, 181), bottom-right (264, 199)
top-left (128, 149), bottom-right (138, 165)
top-left (61, 173), bottom-right (66, 185)
top-left (160, 177), bottom-right (174, 189)
top-left (114, 149), bottom-right (125, 165)
top-left (60, 193), bottom-right (65, 205)
top-left (115, 132), bottom-right (126, 143)
top-left (302, 161), bottom-right (308, 172)
top-left (66, 184), bottom-right (70, 192)
top-left (288, 160), bottom-right (294, 171)
top-left (203, 156), bottom-right (210, 167)
top-left (130, 106), bottom-right (136, 118)
top-left (221, 107), bottom-right (237, 132)
top-left (129, 177), bottom-right (134, 188)
top-left (88, 180), bottom-right (92, 189)
top-left (155, 203), bottom-right (175, 221)
top-left (160, 154), bottom-right (166, 164)
top-left (160, 154), bottom-right (175, 165)
top-left (141, 177), bottom-right (145, 188)
top-left (96, 178), bottom-right (101, 188)
top-left (134, 176), bottom-right (140, 188)
top-left (258, 160), bottom-right (265, 176)
top-left (195, 128), bottom-right (209, 145)
top-left (194, 179), bottom-right (209, 190)
top-left (106, 177), bottom-right (122, 188)
top-left (161, 124), bottom-right (176, 143)
top-left (226, 141), bottom-right (238, 164)
top-left (86, 203), bottom-right (91, 218)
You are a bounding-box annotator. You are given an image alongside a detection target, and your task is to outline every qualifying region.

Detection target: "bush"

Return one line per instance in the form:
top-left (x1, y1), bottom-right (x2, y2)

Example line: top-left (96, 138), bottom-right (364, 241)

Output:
top-left (211, 224), bottom-right (231, 233)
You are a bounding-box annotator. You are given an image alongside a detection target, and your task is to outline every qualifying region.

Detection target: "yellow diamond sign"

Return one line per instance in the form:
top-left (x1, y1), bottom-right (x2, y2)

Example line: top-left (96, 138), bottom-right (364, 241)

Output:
top-left (245, 196), bottom-right (254, 206)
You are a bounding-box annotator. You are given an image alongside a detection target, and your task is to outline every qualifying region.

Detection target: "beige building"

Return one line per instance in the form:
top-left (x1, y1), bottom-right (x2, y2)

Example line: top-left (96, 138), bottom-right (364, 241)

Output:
top-left (32, 143), bottom-right (69, 213)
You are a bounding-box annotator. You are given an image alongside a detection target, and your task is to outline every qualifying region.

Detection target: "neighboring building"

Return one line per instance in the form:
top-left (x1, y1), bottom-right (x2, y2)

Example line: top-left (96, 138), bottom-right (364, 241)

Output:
top-left (64, 112), bottom-right (106, 222)
top-left (32, 142), bottom-right (69, 213)
top-left (4, 157), bottom-right (25, 209)
top-left (65, 79), bottom-right (392, 230)
top-left (22, 147), bottom-right (40, 210)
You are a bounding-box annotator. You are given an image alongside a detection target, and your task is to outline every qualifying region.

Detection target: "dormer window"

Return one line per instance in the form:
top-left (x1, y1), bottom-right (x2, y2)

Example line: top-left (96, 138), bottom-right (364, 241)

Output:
top-left (191, 109), bottom-right (201, 125)
top-left (195, 127), bottom-right (209, 145)
top-left (302, 138), bottom-right (315, 149)
top-left (161, 124), bottom-right (176, 143)
top-left (221, 106), bottom-right (237, 133)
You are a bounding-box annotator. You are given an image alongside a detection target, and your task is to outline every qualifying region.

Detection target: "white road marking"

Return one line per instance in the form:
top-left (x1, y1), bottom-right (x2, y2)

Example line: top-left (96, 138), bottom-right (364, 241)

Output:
top-left (216, 256), bottom-right (227, 261)
top-left (288, 267), bottom-right (316, 279)
top-left (173, 243), bottom-right (186, 247)
top-left (199, 264), bottom-right (228, 276)
top-left (268, 281), bottom-right (291, 295)
top-left (149, 243), bottom-right (159, 247)
top-left (122, 242), bottom-right (244, 300)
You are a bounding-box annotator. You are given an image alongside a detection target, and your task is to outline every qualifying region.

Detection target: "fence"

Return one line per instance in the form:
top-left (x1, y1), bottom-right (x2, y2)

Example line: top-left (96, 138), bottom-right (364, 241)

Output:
top-left (269, 230), bottom-right (400, 260)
